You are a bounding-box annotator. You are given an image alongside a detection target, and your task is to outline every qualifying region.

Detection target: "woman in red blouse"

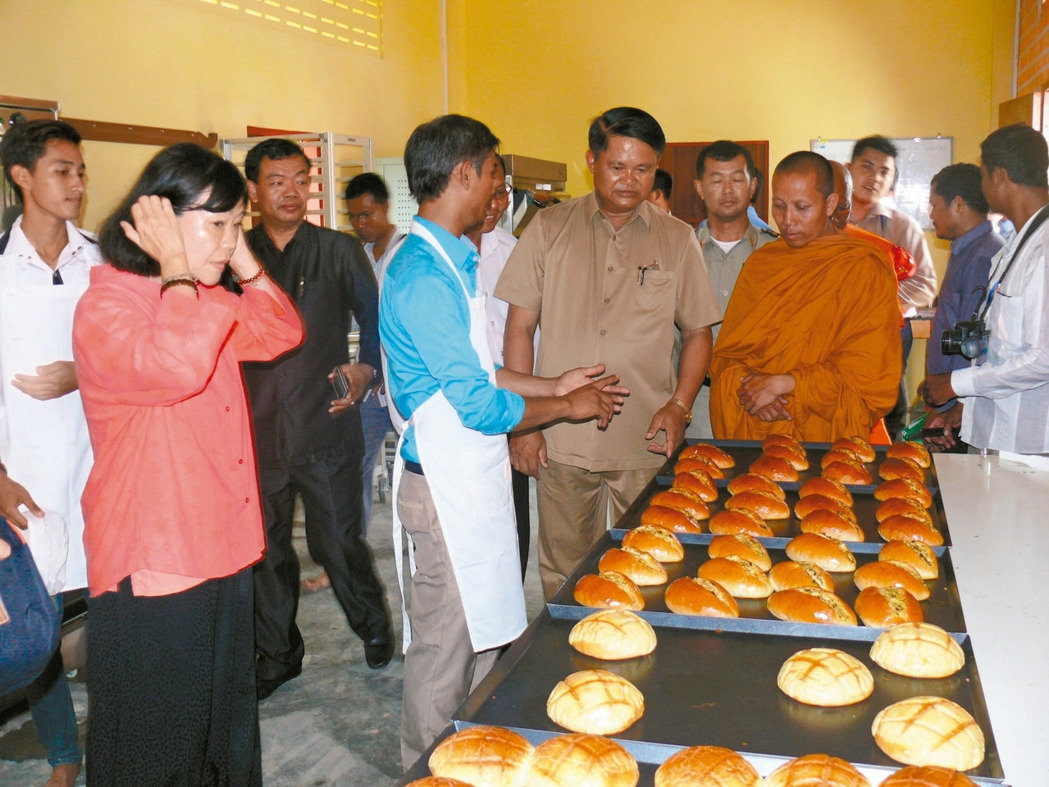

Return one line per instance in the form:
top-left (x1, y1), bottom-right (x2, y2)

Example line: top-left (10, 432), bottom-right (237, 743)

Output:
top-left (72, 143), bottom-right (303, 785)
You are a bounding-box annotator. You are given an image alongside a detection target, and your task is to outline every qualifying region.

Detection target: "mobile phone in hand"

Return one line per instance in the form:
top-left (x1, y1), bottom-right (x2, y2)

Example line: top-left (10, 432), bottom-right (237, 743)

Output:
top-left (331, 366), bottom-right (350, 400)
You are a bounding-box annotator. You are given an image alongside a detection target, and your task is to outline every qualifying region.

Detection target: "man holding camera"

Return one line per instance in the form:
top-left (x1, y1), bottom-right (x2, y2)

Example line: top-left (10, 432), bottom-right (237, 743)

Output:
top-left (925, 124), bottom-right (1049, 456)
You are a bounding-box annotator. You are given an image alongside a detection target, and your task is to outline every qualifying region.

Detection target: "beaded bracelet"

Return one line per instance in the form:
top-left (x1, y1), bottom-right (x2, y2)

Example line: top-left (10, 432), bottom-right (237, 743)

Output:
top-left (160, 277), bottom-right (199, 296)
top-left (238, 267), bottom-right (267, 286)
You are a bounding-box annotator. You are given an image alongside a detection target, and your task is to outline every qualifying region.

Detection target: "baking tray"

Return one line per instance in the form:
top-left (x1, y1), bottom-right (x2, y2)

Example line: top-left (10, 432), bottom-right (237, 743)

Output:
top-left (548, 531), bottom-right (966, 638)
top-left (618, 474), bottom-right (952, 547)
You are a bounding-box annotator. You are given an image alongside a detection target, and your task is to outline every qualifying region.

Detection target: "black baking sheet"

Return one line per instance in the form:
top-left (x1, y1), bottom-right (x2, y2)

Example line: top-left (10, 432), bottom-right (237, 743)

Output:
top-left (548, 531), bottom-right (966, 637)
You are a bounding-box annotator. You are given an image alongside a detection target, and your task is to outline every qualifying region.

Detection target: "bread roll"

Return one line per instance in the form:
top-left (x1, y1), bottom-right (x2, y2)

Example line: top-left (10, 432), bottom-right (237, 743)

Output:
top-left (708, 509), bottom-right (774, 538)
top-left (854, 560), bottom-right (930, 600)
top-left (671, 471), bottom-right (718, 502)
top-left (872, 696), bottom-right (984, 771)
top-left (664, 576), bottom-right (740, 617)
top-left (573, 572), bottom-right (644, 611)
top-left (649, 489), bottom-right (711, 522)
top-left (406, 777), bottom-right (471, 787)
top-left (763, 433), bottom-right (805, 453)
top-left (820, 449), bottom-right (865, 470)
top-left (794, 494), bottom-right (857, 522)
top-left (569, 609), bottom-right (657, 660)
top-left (832, 435), bottom-right (877, 462)
top-left (784, 533), bottom-right (857, 572)
top-left (799, 508), bottom-right (865, 542)
top-left (725, 490), bottom-right (790, 519)
top-left (598, 547), bottom-right (669, 586)
top-left (822, 461), bottom-right (874, 485)
top-left (654, 745), bottom-right (761, 787)
top-left (697, 555), bottom-right (773, 598)
top-left (622, 525), bottom-right (685, 563)
top-left (679, 442), bottom-right (735, 468)
top-left (879, 540), bottom-right (939, 580)
top-left (428, 725), bottom-right (533, 785)
top-left (640, 504), bottom-right (705, 534)
top-left (869, 622), bottom-right (965, 678)
top-left (879, 456), bottom-right (924, 482)
top-left (768, 560), bottom-right (834, 592)
top-left (798, 476), bottom-right (853, 506)
top-left (879, 765), bottom-right (977, 786)
top-left (777, 647), bottom-right (874, 706)
top-left (727, 472), bottom-right (787, 500)
top-left (876, 497), bottom-right (934, 526)
top-left (708, 533), bottom-right (772, 571)
top-left (878, 515), bottom-right (944, 547)
top-left (767, 587), bottom-right (858, 626)
top-left (765, 754), bottom-right (871, 787)
top-left (546, 669), bottom-right (644, 735)
top-left (750, 454), bottom-right (799, 482)
top-left (875, 477), bottom-right (934, 508)
top-left (527, 733), bottom-right (639, 787)
top-left (674, 455), bottom-right (725, 479)
top-left (855, 586), bottom-right (924, 628)
top-left (887, 440), bottom-right (932, 468)
top-left (764, 443), bottom-right (810, 470)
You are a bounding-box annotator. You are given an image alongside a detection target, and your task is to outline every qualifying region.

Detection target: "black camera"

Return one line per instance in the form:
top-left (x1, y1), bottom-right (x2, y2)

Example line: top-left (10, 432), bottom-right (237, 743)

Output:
top-left (941, 319), bottom-right (989, 360)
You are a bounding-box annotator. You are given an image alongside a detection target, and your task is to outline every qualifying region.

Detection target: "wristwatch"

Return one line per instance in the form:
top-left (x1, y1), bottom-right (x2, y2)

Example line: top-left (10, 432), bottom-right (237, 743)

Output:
top-left (668, 397), bottom-right (692, 425)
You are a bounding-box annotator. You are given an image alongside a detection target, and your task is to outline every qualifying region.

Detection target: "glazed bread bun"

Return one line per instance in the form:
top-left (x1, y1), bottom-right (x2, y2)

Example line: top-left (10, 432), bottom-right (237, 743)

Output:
top-left (822, 461), bottom-right (874, 485)
top-left (654, 745), bottom-right (762, 787)
top-left (622, 525), bottom-right (685, 563)
top-left (708, 533), bottom-right (772, 571)
top-left (832, 435), bottom-right (877, 463)
top-left (876, 497), bottom-right (934, 526)
top-left (855, 586), bottom-right (924, 628)
top-left (887, 440), bottom-right (932, 468)
top-left (854, 560), bottom-right (930, 600)
top-left (879, 540), bottom-right (939, 580)
top-left (573, 572), bottom-right (644, 611)
top-left (679, 442), bottom-right (735, 468)
top-left (765, 754), bottom-right (871, 787)
top-left (598, 547), bottom-right (669, 586)
top-left (879, 765), bottom-right (977, 786)
top-left (725, 490), bottom-right (791, 519)
top-left (768, 560), bottom-right (834, 592)
top-left (820, 449), bottom-right (865, 470)
top-left (697, 555), bottom-right (773, 598)
top-left (798, 508), bottom-right (865, 542)
top-left (664, 576), bottom-right (740, 617)
top-left (727, 472), bottom-right (787, 499)
top-left (870, 623), bottom-right (965, 678)
top-left (875, 477), bottom-right (934, 508)
top-left (798, 476), bottom-right (853, 506)
top-left (674, 455), bottom-right (725, 479)
top-left (569, 609), bottom-right (657, 660)
top-left (546, 669), bottom-right (645, 735)
top-left (708, 509), bottom-right (774, 538)
top-left (427, 725), bottom-right (533, 785)
top-left (764, 443), bottom-right (810, 470)
top-left (879, 457), bottom-right (925, 482)
top-left (649, 489), bottom-right (711, 522)
top-left (527, 734), bottom-right (639, 787)
top-left (406, 777), bottom-right (471, 786)
top-left (878, 516), bottom-right (944, 547)
top-left (767, 587), bottom-right (858, 626)
top-left (750, 454), bottom-right (800, 482)
top-left (784, 533), bottom-right (857, 573)
top-left (794, 494), bottom-right (857, 522)
top-left (672, 471), bottom-right (719, 502)
top-left (640, 504), bottom-right (705, 534)
top-left (763, 433), bottom-right (805, 453)
top-left (776, 647), bottom-right (874, 706)
top-left (872, 696), bottom-right (984, 771)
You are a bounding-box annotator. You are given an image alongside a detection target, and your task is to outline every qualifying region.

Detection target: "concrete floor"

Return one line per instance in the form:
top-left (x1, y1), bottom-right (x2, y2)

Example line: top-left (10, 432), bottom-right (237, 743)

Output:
top-left (0, 481), bottom-right (545, 785)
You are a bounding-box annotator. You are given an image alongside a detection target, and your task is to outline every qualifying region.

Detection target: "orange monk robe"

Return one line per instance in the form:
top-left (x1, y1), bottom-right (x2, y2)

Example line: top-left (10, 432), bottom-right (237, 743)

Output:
top-left (709, 234), bottom-right (902, 442)
top-left (843, 223), bottom-right (916, 283)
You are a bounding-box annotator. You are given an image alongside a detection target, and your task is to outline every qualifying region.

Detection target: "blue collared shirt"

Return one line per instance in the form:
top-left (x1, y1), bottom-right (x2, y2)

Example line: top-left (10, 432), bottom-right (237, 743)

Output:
top-left (380, 216), bottom-right (525, 463)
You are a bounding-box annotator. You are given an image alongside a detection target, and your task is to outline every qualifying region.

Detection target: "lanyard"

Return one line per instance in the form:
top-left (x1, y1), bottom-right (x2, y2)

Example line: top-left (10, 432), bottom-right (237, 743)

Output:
top-left (979, 204), bottom-right (1049, 320)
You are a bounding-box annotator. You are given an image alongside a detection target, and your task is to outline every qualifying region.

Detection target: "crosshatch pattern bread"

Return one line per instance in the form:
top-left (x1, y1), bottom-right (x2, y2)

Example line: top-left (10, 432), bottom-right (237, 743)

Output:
top-left (672, 471), bottom-right (719, 502)
top-left (765, 754), bottom-right (872, 787)
top-left (764, 443), bottom-right (810, 470)
top-left (820, 449), bottom-right (865, 470)
top-left (653, 745), bottom-right (762, 787)
top-left (784, 533), bottom-right (857, 572)
top-left (568, 609), bottom-right (657, 660)
top-left (777, 648), bottom-right (874, 706)
top-left (879, 540), bottom-right (939, 580)
top-left (798, 476), bottom-right (853, 506)
top-left (853, 560), bottom-right (930, 600)
top-left (822, 460), bottom-right (874, 485)
top-left (750, 454), bottom-right (800, 482)
top-left (707, 533), bottom-right (772, 571)
top-left (427, 725), bottom-right (534, 785)
top-left (878, 516), bottom-right (944, 547)
top-left (649, 489), bottom-right (711, 521)
top-left (727, 472), bottom-right (787, 499)
top-left (725, 490), bottom-right (791, 519)
top-left (664, 576), bottom-right (740, 617)
top-left (546, 669), bottom-right (645, 735)
top-left (768, 560), bottom-right (835, 592)
top-left (622, 525), bottom-right (684, 563)
top-left (869, 623), bottom-right (965, 678)
top-left (679, 442), bottom-right (735, 468)
top-left (875, 477), bottom-right (934, 508)
top-left (798, 508), bottom-right (865, 542)
top-left (674, 455), bottom-right (724, 479)
top-left (767, 587), bottom-right (858, 626)
top-left (855, 586), bottom-right (925, 628)
top-left (872, 696), bottom-right (985, 771)
top-left (887, 440), bottom-right (932, 468)
top-left (832, 435), bottom-right (877, 462)
top-left (640, 505), bottom-right (705, 534)
top-left (879, 765), bottom-right (977, 786)
top-left (598, 547), bottom-right (669, 586)
top-left (573, 572), bottom-right (645, 611)
top-left (697, 556), bottom-right (773, 598)
top-left (527, 733), bottom-right (639, 787)
top-left (708, 509), bottom-right (774, 537)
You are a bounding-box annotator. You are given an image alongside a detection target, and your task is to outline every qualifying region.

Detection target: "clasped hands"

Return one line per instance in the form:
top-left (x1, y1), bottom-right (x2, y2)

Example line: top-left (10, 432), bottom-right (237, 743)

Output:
top-left (738, 371), bottom-right (795, 422)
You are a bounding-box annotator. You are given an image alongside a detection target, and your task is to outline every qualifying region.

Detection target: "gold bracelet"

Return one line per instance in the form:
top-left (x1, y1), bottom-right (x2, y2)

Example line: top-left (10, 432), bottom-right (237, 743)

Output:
top-left (668, 396), bottom-right (691, 413)
top-left (238, 267), bottom-right (266, 286)
top-left (160, 277), bottom-right (198, 296)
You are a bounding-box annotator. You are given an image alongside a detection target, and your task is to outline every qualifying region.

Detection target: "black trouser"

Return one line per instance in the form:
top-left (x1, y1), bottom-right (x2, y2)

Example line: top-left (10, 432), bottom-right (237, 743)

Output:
top-left (253, 453), bottom-right (390, 680)
top-left (86, 569), bottom-right (261, 786)
top-left (511, 467), bottom-right (531, 579)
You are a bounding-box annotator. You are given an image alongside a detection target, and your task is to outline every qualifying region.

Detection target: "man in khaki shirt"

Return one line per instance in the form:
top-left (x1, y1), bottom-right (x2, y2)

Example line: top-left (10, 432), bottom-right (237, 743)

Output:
top-left (497, 107), bottom-right (720, 598)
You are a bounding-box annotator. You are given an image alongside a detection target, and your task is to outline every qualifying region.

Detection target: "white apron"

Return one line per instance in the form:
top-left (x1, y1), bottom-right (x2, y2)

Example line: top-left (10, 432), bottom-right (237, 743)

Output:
top-left (390, 220), bottom-right (526, 653)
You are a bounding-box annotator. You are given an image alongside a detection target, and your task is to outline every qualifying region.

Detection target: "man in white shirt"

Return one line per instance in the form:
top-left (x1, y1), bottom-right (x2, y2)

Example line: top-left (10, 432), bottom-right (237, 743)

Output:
top-left (925, 124), bottom-right (1049, 455)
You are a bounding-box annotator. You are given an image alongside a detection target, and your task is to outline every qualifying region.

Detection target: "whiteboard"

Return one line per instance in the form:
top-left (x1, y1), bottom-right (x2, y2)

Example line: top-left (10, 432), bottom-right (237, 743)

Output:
top-left (811, 137), bottom-right (953, 230)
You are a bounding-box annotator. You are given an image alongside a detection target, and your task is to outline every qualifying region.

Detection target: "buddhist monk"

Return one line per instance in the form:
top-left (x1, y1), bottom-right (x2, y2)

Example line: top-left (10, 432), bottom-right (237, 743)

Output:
top-left (709, 151), bottom-right (901, 441)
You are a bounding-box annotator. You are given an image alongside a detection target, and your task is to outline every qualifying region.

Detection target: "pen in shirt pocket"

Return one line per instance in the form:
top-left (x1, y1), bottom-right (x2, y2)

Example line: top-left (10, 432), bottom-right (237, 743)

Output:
top-left (636, 261), bottom-right (659, 285)
top-left (297, 277), bottom-right (305, 298)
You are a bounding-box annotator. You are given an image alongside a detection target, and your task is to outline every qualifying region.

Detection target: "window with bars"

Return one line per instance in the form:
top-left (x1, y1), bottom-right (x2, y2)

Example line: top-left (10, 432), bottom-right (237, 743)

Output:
top-left (197, 0), bottom-right (382, 54)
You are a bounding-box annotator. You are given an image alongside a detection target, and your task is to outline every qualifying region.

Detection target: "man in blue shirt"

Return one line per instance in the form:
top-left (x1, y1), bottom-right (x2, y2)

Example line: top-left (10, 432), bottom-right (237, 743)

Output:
top-left (923, 163), bottom-right (1004, 451)
top-left (380, 114), bottom-right (624, 768)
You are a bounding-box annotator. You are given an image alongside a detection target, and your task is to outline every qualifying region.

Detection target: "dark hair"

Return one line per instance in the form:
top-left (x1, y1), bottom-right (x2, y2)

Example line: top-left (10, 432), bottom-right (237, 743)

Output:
top-left (344, 172), bottom-right (390, 203)
top-left (244, 138), bottom-right (310, 183)
top-left (981, 123), bottom-right (1049, 190)
top-left (652, 168), bottom-right (673, 200)
top-left (774, 151), bottom-right (835, 199)
top-left (695, 140), bottom-right (756, 180)
top-left (0, 119), bottom-right (82, 201)
top-left (588, 107), bottom-right (665, 157)
top-left (403, 114), bottom-right (499, 203)
top-left (99, 143), bottom-right (248, 276)
top-left (931, 163), bottom-right (989, 214)
top-left (851, 135), bottom-right (899, 187)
